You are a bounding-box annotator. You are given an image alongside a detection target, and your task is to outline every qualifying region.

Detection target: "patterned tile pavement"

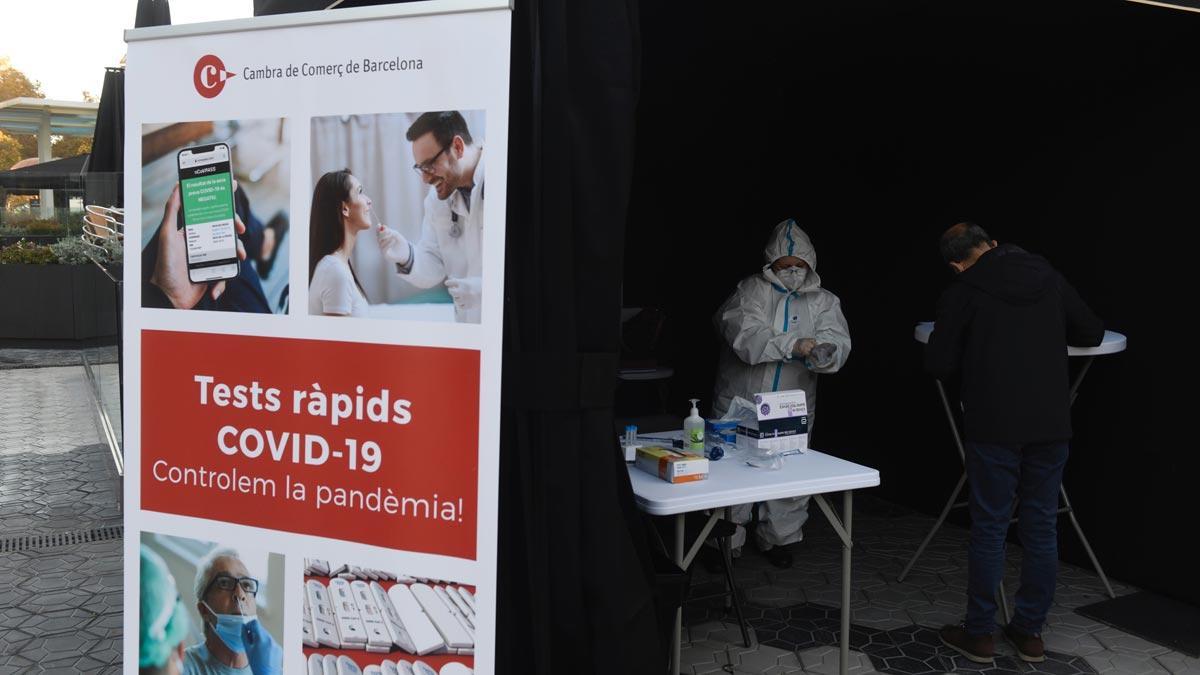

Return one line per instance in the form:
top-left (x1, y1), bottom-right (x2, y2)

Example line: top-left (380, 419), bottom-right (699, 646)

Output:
top-left (679, 495), bottom-right (1197, 675)
top-left (0, 364), bottom-right (122, 675)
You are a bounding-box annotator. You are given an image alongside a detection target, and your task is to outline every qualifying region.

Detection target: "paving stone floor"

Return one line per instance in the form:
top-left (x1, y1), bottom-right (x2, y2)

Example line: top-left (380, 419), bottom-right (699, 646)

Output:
top-left (0, 364), bottom-right (122, 674)
top-left (678, 496), bottom-right (1200, 675)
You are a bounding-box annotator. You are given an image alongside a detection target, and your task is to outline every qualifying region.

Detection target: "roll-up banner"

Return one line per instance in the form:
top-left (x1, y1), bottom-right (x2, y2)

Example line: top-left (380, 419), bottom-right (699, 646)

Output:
top-left (124, 4), bottom-right (510, 674)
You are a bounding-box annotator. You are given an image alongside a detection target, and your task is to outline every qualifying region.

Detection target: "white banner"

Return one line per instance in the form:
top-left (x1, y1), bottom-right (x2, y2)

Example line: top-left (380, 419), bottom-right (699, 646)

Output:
top-left (124, 5), bottom-right (510, 674)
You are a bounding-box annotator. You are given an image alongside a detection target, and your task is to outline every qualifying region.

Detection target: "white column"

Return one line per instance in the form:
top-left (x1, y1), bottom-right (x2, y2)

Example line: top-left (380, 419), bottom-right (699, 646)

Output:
top-left (38, 111), bottom-right (54, 220)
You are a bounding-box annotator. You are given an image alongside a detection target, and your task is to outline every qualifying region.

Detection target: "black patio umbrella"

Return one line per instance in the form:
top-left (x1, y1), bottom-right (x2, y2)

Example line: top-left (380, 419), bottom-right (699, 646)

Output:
top-left (84, 67), bottom-right (124, 208)
top-left (135, 0), bottom-right (171, 27)
top-left (84, 0), bottom-right (172, 208)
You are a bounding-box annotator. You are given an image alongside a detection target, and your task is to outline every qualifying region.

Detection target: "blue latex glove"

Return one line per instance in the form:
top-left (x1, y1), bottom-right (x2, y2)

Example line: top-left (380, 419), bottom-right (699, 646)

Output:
top-left (241, 619), bottom-right (282, 675)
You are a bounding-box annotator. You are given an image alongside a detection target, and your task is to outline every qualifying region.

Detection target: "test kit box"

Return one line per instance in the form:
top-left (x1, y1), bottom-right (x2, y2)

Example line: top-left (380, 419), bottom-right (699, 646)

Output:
top-left (635, 446), bottom-right (709, 483)
top-left (737, 389), bottom-right (809, 453)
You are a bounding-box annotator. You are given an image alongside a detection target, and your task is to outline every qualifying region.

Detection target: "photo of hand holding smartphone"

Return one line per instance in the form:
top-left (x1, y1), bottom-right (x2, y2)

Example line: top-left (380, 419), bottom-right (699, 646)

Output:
top-left (177, 143), bottom-right (240, 283)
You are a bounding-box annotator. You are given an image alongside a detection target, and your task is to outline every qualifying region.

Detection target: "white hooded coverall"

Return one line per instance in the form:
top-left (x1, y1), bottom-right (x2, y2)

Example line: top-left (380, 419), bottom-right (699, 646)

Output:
top-left (712, 219), bottom-right (851, 550)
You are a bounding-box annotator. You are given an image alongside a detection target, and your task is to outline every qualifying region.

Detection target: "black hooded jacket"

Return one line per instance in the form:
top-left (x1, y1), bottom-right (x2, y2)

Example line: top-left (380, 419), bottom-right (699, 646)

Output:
top-left (925, 244), bottom-right (1104, 443)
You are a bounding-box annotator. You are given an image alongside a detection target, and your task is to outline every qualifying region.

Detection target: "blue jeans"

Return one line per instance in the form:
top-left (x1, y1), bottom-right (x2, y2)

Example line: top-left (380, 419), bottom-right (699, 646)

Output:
top-left (963, 441), bottom-right (1069, 636)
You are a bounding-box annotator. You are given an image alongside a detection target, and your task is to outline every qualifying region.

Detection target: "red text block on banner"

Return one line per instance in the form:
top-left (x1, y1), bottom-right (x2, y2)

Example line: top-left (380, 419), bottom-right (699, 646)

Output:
top-left (140, 330), bottom-right (480, 560)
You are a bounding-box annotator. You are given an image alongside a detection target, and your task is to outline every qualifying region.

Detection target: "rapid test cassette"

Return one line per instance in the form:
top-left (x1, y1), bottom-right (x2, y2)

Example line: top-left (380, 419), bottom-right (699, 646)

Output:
top-left (337, 655), bottom-right (363, 675)
top-left (371, 581), bottom-right (418, 654)
top-left (302, 589), bottom-right (319, 648)
top-left (351, 580), bottom-right (394, 653)
top-left (329, 578), bottom-right (370, 649)
top-left (387, 584), bottom-right (446, 655)
top-left (410, 583), bottom-right (474, 655)
top-left (306, 580), bottom-right (342, 649)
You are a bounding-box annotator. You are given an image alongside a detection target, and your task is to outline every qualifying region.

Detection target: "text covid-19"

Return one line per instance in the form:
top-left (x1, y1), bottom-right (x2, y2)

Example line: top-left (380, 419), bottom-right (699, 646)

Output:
top-left (193, 374), bottom-right (415, 473)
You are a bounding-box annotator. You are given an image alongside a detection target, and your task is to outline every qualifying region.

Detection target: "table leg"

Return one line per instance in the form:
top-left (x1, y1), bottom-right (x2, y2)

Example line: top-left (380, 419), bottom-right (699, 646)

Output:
top-left (813, 493), bottom-right (855, 675)
top-left (1069, 356), bottom-right (1095, 407)
top-left (842, 491), bottom-right (853, 675)
top-left (674, 512), bottom-right (684, 675)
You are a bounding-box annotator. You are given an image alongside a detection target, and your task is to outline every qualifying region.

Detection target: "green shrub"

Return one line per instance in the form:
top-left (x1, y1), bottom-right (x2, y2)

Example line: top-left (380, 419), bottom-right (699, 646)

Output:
top-left (0, 239), bottom-right (58, 264)
top-left (49, 236), bottom-right (93, 265)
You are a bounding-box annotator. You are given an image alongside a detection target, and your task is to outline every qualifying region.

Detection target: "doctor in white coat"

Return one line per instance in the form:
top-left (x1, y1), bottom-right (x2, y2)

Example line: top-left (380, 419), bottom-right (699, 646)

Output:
top-left (712, 219), bottom-right (852, 567)
top-left (378, 111), bottom-right (484, 323)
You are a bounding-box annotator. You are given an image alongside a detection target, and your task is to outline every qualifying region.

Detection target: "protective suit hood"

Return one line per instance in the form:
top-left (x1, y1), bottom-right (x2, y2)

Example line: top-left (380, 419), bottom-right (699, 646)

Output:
top-left (762, 219), bottom-right (822, 293)
top-left (957, 244), bottom-right (1054, 306)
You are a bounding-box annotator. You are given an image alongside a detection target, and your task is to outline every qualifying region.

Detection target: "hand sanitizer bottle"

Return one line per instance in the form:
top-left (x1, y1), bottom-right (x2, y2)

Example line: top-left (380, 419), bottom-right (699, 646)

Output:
top-left (683, 399), bottom-right (705, 453)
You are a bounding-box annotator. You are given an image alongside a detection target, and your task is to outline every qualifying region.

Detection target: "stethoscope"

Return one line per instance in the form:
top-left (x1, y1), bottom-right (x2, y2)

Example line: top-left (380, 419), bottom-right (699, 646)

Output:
top-left (448, 181), bottom-right (484, 239)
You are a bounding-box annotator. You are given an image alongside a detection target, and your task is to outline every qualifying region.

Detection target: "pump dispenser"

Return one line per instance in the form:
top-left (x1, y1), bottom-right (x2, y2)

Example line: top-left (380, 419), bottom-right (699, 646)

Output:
top-left (683, 399), bottom-right (705, 452)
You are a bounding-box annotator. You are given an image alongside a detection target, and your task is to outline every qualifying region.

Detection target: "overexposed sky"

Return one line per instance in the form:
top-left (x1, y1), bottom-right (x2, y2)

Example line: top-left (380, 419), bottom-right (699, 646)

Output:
top-left (2, 0), bottom-right (252, 101)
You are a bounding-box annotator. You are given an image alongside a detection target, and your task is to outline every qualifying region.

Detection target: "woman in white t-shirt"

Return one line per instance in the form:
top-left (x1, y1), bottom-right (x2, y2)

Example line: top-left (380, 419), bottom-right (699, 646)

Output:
top-left (308, 169), bottom-right (373, 317)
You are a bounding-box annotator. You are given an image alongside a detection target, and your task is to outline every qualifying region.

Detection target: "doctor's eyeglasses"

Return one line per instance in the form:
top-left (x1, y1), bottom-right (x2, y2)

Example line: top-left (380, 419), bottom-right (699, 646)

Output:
top-left (204, 574), bottom-right (260, 597)
top-left (412, 142), bottom-right (450, 175)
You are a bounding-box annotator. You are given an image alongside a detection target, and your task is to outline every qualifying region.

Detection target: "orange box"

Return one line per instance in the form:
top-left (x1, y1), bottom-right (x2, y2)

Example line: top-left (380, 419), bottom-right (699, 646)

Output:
top-left (635, 446), bottom-right (709, 484)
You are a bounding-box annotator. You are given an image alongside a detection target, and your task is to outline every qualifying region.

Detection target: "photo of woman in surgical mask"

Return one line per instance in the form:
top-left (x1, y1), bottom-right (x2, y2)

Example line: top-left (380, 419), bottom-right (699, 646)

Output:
top-left (308, 169), bottom-right (375, 317)
top-left (140, 534), bottom-right (284, 675)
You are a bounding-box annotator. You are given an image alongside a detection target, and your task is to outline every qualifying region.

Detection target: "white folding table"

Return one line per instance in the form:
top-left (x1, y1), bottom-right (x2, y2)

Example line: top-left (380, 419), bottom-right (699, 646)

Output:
top-left (627, 439), bottom-right (879, 675)
top-left (902, 323), bottom-right (1127, 617)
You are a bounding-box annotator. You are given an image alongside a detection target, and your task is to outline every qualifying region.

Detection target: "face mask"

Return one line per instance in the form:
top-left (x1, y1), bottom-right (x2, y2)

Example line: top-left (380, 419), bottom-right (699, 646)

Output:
top-left (777, 267), bottom-right (807, 290)
top-left (201, 601), bottom-right (255, 654)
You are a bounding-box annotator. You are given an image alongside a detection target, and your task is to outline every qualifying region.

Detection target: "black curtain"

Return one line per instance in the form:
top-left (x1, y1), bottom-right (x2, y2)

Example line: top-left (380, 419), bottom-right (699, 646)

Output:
top-left (498, 0), bottom-right (661, 673)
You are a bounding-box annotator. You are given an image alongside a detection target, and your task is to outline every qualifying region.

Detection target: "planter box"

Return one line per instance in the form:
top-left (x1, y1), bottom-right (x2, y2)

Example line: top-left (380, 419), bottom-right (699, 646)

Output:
top-left (0, 264), bottom-right (118, 339)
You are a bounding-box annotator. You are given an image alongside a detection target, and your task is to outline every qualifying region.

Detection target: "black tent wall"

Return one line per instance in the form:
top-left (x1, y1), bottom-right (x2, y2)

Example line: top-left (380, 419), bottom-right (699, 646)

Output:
top-left (625, 0), bottom-right (1200, 607)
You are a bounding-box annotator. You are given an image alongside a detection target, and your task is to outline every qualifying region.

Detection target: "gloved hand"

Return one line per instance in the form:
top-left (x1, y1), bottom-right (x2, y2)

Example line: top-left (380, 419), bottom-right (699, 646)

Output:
top-left (806, 343), bottom-right (837, 369)
top-left (376, 224), bottom-right (411, 264)
top-left (241, 619), bottom-right (282, 675)
top-left (791, 338), bottom-right (817, 359)
top-left (444, 276), bottom-right (482, 312)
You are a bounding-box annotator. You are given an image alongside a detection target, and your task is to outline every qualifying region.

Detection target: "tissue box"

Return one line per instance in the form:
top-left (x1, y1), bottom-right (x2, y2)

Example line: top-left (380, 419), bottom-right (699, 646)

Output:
top-left (635, 446), bottom-right (709, 483)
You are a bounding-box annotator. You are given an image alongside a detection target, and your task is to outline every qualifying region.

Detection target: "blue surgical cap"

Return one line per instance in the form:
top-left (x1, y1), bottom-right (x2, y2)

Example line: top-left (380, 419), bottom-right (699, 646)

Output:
top-left (139, 545), bottom-right (190, 668)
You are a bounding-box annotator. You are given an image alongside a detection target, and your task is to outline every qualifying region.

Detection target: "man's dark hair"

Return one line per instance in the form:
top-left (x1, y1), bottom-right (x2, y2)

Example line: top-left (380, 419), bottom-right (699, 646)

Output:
top-left (939, 222), bottom-right (992, 264)
top-left (406, 111), bottom-right (473, 147)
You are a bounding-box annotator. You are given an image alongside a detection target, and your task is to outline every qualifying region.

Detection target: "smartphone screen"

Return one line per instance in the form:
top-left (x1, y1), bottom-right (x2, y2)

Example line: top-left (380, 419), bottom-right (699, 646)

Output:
top-left (177, 143), bottom-right (239, 283)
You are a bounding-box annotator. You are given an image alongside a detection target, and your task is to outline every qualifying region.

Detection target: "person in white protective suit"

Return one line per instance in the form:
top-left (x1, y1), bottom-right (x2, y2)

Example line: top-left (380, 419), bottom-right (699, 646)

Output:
top-left (377, 111), bottom-right (484, 323)
top-left (712, 219), bottom-right (851, 568)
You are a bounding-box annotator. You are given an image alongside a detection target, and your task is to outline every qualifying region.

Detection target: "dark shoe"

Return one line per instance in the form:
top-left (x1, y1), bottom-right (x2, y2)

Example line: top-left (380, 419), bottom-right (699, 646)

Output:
top-left (939, 624), bottom-right (995, 664)
top-left (1003, 624), bottom-right (1046, 663)
top-left (757, 543), bottom-right (793, 569)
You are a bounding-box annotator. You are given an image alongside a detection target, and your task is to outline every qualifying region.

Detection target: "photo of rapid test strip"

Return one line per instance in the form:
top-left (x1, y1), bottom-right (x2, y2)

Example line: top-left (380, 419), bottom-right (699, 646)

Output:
top-left (337, 655), bottom-right (363, 675)
top-left (435, 585), bottom-right (475, 633)
top-left (371, 581), bottom-right (417, 654)
top-left (351, 579), bottom-right (394, 653)
top-left (303, 589), bottom-right (319, 647)
top-left (329, 578), bottom-right (370, 649)
top-left (410, 583), bottom-right (474, 655)
top-left (388, 584), bottom-right (446, 655)
top-left (444, 586), bottom-right (475, 627)
top-left (306, 580), bottom-right (343, 649)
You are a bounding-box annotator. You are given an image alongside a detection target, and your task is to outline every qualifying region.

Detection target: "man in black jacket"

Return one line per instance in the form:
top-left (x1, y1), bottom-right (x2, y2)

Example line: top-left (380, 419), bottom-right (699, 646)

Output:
top-left (926, 223), bottom-right (1103, 665)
